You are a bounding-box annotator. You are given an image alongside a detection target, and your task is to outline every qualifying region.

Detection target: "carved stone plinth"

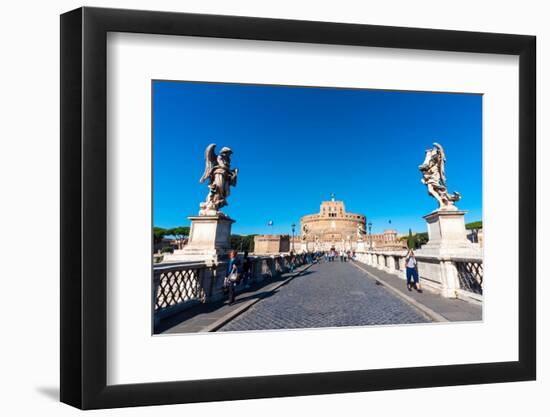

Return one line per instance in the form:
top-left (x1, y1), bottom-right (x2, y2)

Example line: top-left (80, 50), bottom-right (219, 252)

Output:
top-left (164, 215), bottom-right (235, 262)
top-left (418, 209), bottom-right (480, 257)
top-left (356, 239), bottom-right (367, 252)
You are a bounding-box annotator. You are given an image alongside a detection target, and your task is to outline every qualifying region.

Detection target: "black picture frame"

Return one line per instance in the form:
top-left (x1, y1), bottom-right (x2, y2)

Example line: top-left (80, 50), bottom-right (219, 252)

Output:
top-left (60, 6), bottom-right (536, 410)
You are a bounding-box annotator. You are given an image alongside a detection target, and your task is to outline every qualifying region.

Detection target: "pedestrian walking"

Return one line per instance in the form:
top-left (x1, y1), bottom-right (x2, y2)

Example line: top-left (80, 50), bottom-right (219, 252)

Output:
top-left (405, 249), bottom-right (422, 293)
top-left (289, 251), bottom-right (296, 273)
top-left (224, 250), bottom-right (241, 304)
top-left (242, 251), bottom-right (252, 289)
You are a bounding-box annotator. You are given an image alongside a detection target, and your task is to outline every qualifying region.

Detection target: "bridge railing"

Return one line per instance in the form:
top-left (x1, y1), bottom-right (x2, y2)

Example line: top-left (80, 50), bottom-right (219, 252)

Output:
top-left (455, 258), bottom-right (483, 295)
top-left (354, 250), bottom-right (483, 302)
top-left (153, 253), bottom-right (308, 326)
top-left (154, 262), bottom-right (209, 310)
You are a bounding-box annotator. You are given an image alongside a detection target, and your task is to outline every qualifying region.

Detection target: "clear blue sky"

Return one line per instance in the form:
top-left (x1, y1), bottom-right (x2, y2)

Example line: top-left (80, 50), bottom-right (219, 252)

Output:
top-left (153, 81), bottom-right (482, 235)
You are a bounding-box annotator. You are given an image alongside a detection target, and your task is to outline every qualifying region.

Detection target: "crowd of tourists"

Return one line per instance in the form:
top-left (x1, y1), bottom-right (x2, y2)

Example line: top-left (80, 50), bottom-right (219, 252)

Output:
top-left (223, 249), bottom-right (319, 305)
top-left (323, 249), bottom-right (354, 263)
top-left (223, 247), bottom-right (423, 305)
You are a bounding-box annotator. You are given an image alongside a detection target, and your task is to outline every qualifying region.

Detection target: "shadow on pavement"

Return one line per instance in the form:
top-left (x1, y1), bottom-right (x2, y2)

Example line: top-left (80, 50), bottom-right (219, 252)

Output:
top-left (156, 265), bottom-right (313, 334)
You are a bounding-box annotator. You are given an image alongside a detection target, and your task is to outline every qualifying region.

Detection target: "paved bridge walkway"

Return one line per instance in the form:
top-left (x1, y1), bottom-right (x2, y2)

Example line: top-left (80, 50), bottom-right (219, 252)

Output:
top-left (352, 260), bottom-right (482, 322)
top-left (161, 258), bottom-right (482, 334)
top-left (219, 260), bottom-right (430, 332)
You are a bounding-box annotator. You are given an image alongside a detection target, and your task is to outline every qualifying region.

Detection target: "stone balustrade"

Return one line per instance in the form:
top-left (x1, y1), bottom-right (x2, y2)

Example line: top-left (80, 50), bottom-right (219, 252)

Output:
top-left (354, 250), bottom-right (483, 302)
top-left (153, 253), bottom-right (307, 326)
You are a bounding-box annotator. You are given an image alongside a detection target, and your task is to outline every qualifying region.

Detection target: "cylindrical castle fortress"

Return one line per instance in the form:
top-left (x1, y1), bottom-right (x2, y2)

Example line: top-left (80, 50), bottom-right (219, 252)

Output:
top-left (300, 197), bottom-right (365, 249)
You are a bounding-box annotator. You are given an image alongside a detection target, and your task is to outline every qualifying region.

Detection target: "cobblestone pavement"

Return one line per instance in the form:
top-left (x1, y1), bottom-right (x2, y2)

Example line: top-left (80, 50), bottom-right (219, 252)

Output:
top-left (219, 260), bottom-right (430, 332)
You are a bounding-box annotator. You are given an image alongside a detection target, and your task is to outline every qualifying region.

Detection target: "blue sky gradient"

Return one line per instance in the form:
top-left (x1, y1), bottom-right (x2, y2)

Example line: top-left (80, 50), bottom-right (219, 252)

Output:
top-left (153, 81), bottom-right (482, 235)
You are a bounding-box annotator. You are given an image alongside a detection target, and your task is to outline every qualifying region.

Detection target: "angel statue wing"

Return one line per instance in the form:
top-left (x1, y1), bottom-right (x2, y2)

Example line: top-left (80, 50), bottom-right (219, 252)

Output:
top-left (199, 144), bottom-right (217, 183)
top-left (432, 142), bottom-right (447, 185)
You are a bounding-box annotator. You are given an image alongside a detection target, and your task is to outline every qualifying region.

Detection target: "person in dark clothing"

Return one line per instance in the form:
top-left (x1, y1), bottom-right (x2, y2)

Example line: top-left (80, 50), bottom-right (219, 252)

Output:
top-left (225, 250), bottom-right (240, 304)
top-left (242, 251), bottom-right (252, 289)
top-left (289, 251), bottom-right (296, 273)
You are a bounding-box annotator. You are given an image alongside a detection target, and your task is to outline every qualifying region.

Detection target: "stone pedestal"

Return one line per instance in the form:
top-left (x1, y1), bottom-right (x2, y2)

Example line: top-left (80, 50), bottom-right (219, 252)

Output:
top-left (418, 209), bottom-right (480, 257)
top-left (300, 241), bottom-right (309, 253)
top-left (164, 215), bottom-right (235, 262)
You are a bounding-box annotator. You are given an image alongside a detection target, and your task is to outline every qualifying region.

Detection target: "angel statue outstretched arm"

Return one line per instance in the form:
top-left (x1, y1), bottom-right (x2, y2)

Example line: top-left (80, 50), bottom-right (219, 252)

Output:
top-left (357, 223), bottom-right (366, 239)
top-left (301, 224), bottom-right (309, 241)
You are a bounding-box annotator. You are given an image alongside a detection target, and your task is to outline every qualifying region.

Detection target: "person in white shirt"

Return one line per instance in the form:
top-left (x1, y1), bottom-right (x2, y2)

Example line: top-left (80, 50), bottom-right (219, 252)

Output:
top-left (405, 249), bottom-right (422, 292)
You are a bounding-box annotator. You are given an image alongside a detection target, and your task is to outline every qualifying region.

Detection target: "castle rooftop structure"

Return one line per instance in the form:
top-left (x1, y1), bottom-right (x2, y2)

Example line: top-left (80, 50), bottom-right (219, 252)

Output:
top-left (299, 195), bottom-right (406, 251)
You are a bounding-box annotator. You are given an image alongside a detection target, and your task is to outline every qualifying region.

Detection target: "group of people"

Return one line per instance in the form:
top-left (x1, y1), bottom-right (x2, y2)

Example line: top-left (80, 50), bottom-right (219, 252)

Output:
top-left (323, 249), bottom-right (353, 263)
top-left (224, 249), bottom-right (317, 305)
top-left (224, 247), bottom-right (423, 305)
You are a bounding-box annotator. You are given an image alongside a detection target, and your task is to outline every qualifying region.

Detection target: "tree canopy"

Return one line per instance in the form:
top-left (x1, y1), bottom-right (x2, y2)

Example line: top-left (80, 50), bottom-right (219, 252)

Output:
top-left (406, 229), bottom-right (413, 249)
top-left (153, 227), bottom-right (168, 244)
top-left (153, 226), bottom-right (190, 247)
top-left (230, 234), bottom-right (256, 252)
top-left (465, 220), bottom-right (482, 230)
top-left (404, 228), bottom-right (428, 249)
top-left (167, 226), bottom-right (190, 239)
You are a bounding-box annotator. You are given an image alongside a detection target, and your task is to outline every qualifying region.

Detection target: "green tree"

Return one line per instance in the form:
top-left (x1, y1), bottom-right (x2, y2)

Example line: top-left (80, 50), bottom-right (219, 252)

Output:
top-left (405, 229), bottom-right (428, 249)
top-left (243, 234), bottom-right (256, 252)
top-left (465, 221), bottom-right (482, 230)
top-left (153, 227), bottom-right (167, 245)
top-left (167, 226), bottom-right (190, 249)
top-left (415, 232), bottom-right (429, 248)
top-left (230, 234), bottom-right (257, 252)
top-left (407, 228), bottom-right (415, 249)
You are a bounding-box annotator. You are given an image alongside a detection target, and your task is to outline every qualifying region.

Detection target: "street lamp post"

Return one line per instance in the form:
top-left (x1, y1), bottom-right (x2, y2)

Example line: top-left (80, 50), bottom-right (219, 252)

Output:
top-left (291, 223), bottom-right (296, 252)
top-left (368, 221), bottom-right (373, 250)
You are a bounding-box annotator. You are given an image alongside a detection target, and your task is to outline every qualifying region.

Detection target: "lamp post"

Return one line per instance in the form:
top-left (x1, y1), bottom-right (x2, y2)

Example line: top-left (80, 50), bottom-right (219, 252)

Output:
top-left (291, 223), bottom-right (296, 252)
top-left (368, 221), bottom-right (373, 250)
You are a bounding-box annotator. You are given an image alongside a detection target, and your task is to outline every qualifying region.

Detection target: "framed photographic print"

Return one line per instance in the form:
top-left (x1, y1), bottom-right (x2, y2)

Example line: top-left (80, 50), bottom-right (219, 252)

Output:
top-left (60, 6), bottom-right (536, 409)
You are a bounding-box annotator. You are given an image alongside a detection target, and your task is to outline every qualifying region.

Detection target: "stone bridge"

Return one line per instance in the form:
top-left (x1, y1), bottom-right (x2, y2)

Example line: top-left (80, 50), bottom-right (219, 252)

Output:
top-left (153, 251), bottom-right (482, 334)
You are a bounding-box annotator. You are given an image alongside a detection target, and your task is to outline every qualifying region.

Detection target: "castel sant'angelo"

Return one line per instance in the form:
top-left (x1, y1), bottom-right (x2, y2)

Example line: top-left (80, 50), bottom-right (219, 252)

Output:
top-left (299, 194), bottom-right (405, 251)
top-left (255, 194), bottom-right (406, 254)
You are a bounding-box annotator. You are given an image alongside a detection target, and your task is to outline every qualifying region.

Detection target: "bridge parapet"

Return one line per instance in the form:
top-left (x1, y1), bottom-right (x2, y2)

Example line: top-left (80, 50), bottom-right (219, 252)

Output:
top-left (354, 250), bottom-right (482, 302)
top-left (153, 253), bottom-right (306, 327)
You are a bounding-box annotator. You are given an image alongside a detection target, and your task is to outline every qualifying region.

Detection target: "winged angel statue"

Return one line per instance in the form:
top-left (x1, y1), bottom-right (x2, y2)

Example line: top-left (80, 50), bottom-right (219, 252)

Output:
top-left (419, 142), bottom-right (461, 210)
top-left (301, 224), bottom-right (309, 241)
top-left (356, 223), bottom-right (366, 239)
top-left (199, 144), bottom-right (238, 216)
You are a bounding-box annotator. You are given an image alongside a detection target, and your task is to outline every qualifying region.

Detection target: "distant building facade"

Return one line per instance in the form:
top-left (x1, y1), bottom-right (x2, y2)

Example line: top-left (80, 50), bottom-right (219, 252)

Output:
top-left (300, 197), bottom-right (365, 250)
top-left (300, 196), bottom-right (406, 251)
top-left (253, 234), bottom-right (290, 254)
